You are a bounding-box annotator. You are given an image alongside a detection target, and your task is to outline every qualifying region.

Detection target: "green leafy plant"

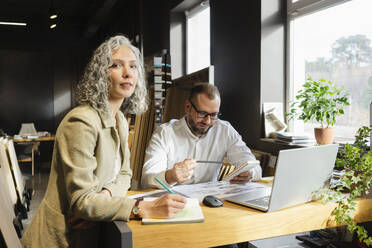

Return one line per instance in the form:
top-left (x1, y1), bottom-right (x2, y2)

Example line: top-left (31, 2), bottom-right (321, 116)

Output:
top-left (287, 78), bottom-right (350, 128)
top-left (319, 125), bottom-right (372, 246)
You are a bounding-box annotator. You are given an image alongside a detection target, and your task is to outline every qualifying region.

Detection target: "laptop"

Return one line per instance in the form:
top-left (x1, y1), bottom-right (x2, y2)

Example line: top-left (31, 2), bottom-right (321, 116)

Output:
top-left (225, 144), bottom-right (339, 212)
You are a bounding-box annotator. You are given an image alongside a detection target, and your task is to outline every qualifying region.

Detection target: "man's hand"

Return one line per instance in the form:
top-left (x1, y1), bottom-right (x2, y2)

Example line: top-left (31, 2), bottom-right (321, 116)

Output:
top-left (230, 170), bottom-right (253, 184)
top-left (165, 158), bottom-right (197, 184)
top-left (99, 188), bottom-right (112, 197)
top-left (139, 194), bottom-right (186, 219)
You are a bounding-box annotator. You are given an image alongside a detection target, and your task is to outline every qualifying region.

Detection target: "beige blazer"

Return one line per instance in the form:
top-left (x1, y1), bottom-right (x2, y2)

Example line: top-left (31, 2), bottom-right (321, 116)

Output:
top-left (22, 105), bottom-right (136, 248)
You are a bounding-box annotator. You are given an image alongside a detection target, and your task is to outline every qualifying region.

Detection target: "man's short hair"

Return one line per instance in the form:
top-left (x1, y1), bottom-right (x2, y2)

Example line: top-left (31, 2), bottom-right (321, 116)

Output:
top-left (189, 84), bottom-right (220, 102)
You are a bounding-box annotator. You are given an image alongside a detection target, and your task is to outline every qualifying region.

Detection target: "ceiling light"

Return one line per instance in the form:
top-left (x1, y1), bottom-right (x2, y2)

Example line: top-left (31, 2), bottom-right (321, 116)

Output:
top-left (0, 21), bottom-right (27, 26)
top-left (50, 13), bottom-right (58, 20)
top-left (50, 24), bottom-right (57, 29)
top-left (48, 0), bottom-right (58, 20)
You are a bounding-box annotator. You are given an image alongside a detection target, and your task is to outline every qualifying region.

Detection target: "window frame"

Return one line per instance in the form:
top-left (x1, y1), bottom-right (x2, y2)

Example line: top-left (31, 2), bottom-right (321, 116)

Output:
top-left (185, 0), bottom-right (210, 75)
top-left (285, 0), bottom-right (352, 132)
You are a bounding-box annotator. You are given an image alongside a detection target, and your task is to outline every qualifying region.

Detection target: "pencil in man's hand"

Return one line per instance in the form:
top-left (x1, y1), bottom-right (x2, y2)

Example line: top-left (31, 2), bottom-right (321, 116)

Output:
top-left (196, 160), bottom-right (223, 164)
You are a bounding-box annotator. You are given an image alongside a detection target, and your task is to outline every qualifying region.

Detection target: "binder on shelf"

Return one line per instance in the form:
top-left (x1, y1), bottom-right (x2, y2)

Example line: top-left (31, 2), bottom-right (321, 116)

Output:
top-left (152, 50), bottom-right (172, 126)
top-left (153, 68), bottom-right (171, 76)
top-left (154, 84), bottom-right (166, 91)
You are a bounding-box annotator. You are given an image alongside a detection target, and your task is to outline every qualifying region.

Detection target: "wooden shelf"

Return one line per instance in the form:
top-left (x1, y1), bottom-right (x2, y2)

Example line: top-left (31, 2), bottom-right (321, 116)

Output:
top-left (18, 157), bottom-right (32, 163)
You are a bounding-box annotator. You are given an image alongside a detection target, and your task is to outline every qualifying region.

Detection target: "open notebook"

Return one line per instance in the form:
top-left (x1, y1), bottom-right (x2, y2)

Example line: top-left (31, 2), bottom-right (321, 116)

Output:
top-left (142, 198), bottom-right (204, 225)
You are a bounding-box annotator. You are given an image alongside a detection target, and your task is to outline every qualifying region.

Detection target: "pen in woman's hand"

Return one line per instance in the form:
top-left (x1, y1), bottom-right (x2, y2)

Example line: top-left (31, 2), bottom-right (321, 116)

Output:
top-left (155, 177), bottom-right (175, 194)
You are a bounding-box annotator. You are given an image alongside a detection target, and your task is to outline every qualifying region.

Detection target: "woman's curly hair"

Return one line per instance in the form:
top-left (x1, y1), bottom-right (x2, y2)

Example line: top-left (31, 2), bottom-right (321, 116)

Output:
top-left (76, 35), bottom-right (148, 115)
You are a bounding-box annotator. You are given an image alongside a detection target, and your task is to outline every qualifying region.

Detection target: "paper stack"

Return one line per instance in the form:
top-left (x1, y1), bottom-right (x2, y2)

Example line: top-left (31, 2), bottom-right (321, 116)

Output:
top-left (274, 132), bottom-right (316, 145)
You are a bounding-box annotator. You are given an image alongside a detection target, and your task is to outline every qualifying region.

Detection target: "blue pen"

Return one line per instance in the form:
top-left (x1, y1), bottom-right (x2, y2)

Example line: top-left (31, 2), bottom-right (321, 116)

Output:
top-left (155, 177), bottom-right (175, 194)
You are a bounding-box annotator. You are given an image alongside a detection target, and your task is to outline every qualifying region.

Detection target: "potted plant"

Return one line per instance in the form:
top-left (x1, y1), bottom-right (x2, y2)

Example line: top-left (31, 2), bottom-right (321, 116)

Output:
top-left (318, 125), bottom-right (372, 246)
top-left (287, 77), bottom-right (350, 144)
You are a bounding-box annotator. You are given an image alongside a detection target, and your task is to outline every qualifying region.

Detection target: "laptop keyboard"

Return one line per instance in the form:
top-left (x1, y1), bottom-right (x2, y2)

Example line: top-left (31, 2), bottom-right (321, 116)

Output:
top-left (245, 196), bottom-right (270, 208)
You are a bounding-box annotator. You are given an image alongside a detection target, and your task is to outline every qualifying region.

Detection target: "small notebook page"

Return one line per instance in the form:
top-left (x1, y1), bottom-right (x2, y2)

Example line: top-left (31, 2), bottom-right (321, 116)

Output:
top-left (142, 198), bottom-right (204, 225)
top-left (222, 160), bottom-right (260, 181)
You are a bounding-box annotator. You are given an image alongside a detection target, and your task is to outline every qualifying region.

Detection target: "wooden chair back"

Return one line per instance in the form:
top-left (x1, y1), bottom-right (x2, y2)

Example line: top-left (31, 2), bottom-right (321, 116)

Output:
top-left (0, 138), bottom-right (18, 205)
top-left (3, 139), bottom-right (25, 204)
top-left (0, 150), bottom-right (22, 248)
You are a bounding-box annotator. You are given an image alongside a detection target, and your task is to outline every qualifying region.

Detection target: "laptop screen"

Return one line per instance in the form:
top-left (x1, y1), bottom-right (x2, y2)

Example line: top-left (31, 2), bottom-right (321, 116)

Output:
top-left (268, 144), bottom-right (338, 212)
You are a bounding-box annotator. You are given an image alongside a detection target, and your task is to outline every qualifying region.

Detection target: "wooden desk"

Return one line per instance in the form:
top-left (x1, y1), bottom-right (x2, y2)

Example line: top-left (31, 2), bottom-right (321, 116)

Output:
top-left (13, 136), bottom-right (55, 143)
top-left (105, 194), bottom-right (372, 248)
top-left (13, 136), bottom-right (55, 176)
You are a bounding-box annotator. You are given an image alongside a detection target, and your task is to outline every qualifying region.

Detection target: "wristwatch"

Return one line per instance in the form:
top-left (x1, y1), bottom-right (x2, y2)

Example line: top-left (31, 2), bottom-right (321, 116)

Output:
top-left (132, 200), bottom-right (141, 219)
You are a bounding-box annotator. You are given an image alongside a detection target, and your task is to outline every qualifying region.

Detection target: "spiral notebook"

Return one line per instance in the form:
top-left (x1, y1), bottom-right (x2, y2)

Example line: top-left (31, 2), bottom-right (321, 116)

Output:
top-left (142, 198), bottom-right (204, 225)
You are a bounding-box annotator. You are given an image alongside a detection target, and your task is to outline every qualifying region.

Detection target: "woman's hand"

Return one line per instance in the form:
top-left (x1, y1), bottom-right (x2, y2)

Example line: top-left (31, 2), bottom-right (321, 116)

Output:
top-left (139, 194), bottom-right (186, 219)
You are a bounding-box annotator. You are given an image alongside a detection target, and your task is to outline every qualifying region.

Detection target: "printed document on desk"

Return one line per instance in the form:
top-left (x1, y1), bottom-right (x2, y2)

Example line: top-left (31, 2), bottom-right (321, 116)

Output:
top-left (173, 181), bottom-right (269, 202)
top-left (128, 181), bottom-right (269, 202)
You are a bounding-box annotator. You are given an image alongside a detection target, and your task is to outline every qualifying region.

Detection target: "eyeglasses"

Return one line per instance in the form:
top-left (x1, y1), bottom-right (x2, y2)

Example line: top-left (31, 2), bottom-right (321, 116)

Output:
top-left (189, 99), bottom-right (220, 120)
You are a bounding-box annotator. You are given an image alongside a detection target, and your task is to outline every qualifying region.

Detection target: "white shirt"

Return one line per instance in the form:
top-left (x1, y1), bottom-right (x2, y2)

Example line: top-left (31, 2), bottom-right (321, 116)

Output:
top-left (141, 116), bottom-right (261, 189)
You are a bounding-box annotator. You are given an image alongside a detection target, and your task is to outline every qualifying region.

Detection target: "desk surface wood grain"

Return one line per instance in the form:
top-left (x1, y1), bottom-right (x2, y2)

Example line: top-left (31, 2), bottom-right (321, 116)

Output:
top-left (124, 193), bottom-right (372, 248)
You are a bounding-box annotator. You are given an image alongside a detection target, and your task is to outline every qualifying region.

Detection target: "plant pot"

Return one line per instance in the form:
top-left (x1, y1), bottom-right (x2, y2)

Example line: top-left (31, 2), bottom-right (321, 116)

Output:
top-left (314, 127), bottom-right (334, 145)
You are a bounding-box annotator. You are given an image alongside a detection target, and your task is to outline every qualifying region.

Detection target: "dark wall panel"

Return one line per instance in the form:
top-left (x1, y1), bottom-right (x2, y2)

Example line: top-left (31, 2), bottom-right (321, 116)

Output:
top-left (142, 0), bottom-right (174, 57)
top-left (0, 50), bottom-right (54, 135)
top-left (211, 0), bottom-right (261, 148)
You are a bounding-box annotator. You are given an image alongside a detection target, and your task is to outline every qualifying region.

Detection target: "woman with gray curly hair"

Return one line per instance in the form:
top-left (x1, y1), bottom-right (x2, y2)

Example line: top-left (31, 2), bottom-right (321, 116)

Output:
top-left (22, 35), bottom-right (186, 248)
top-left (76, 35), bottom-right (148, 115)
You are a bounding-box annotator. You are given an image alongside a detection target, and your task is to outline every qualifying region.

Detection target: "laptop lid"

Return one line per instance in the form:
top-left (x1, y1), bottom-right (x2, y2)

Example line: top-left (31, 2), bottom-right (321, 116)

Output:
top-left (225, 144), bottom-right (338, 212)
top-left (268, 144), bottom-right (338, 212)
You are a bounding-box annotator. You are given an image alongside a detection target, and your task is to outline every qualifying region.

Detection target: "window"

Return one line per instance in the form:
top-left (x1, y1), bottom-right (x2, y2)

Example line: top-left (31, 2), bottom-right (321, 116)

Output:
top-left (186, 1), bottom-right (210, 74)
top-left (288, 0), bottom-right (372, 141)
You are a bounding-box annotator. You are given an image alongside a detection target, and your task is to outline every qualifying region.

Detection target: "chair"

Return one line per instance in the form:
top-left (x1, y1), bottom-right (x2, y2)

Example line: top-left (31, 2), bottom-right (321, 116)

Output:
top-left (15, 122), bottom-right (40, 176)
top-left (0, 138), bottom-right (19, 207)
top-left (0, 139), bottom-right (25, 247)
top-left (251, 149), bottom-right (277, 177)
top-left (15, 142), bottom-right (40, 176)
top-left (0, 189), bottom-right (23, 248)
top-left (1, 138), bottom-right (31, 217)
top-left (0, 175), bottom-right (23, 247)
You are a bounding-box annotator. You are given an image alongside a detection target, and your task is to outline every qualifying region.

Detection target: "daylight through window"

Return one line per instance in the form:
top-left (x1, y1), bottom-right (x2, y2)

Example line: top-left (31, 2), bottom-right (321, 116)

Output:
top-left (288, 0), bottom-right (372, 141)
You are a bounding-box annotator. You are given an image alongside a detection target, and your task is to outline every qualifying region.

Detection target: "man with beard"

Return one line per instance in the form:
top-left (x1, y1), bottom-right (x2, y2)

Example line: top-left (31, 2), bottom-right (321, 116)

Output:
top-left (141, 84), bottom-right (261, 189)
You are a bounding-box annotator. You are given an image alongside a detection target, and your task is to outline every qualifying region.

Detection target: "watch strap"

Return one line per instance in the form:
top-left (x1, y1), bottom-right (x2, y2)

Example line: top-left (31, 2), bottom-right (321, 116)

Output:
top-left (132, 200), bottom-right (141, 219)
